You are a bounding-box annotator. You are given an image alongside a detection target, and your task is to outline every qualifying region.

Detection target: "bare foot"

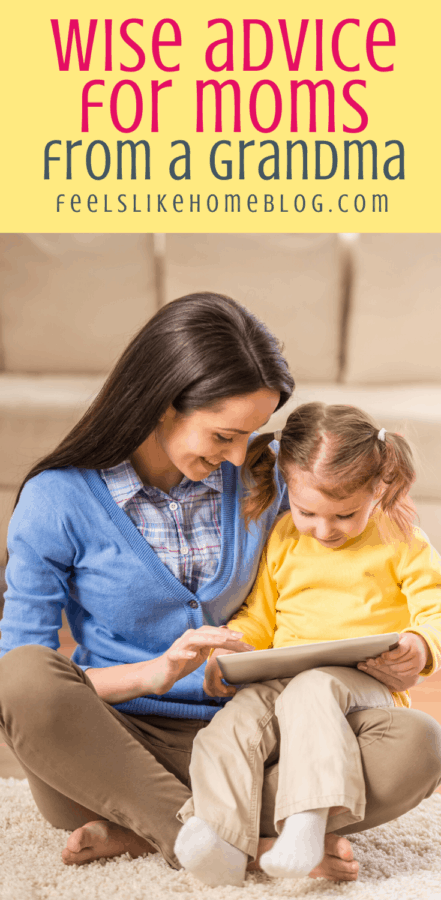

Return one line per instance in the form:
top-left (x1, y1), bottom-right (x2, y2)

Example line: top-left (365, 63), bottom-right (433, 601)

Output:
top-left (61, 820), bottom-right (156, 866)
top-left (247, 833), bottom-right (358, 883)
top-left (309, 833), bottom-right (359, 882)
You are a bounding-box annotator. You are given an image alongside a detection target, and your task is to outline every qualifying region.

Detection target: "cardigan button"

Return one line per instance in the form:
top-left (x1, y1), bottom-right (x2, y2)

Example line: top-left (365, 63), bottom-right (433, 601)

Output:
top-left (188, 599), bottom-right (198, 608)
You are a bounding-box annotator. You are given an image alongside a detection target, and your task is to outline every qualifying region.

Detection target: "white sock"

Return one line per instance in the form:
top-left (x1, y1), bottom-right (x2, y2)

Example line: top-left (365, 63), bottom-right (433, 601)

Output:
top-left (174, 816), bottom-right (248, 887)
top-left (260, 807), bottom-right (329, 879)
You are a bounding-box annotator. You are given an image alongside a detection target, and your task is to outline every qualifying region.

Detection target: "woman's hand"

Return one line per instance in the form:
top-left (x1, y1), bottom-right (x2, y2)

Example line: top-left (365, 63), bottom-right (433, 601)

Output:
top-left (87, 626), bottom-right (254, 705)
top-left (148, 626), bottom-right (254, 697)
top-left (357, 632), bottom-right (430, 691)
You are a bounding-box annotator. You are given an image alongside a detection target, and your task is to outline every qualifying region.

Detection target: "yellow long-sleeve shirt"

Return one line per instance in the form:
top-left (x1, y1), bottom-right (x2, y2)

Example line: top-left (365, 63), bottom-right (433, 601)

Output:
top-left (228, 512), bottom-right (441, 708)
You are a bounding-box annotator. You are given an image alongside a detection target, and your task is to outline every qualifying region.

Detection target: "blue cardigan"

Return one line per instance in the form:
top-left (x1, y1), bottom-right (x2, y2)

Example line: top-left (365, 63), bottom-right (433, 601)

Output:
top-left (1, 459), bottom-right (288, 720)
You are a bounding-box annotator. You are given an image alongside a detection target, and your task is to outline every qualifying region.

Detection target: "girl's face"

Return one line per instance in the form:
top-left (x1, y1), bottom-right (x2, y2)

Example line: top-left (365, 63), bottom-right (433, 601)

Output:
top-left (134, 389), bottom-right (280, 489)
top-left (287, 466), bottom-right (378, 549)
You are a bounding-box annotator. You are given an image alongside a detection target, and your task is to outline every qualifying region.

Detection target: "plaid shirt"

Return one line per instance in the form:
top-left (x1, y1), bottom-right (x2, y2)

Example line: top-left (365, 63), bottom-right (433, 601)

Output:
top-left (100, 461), bottom-right (223, 594)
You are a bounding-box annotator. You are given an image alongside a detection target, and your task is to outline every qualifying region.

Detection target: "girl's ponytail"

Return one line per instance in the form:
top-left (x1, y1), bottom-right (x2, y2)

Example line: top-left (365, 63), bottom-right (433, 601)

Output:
top-left (242, 432), bottom-right (278, 528)
top-left (377, 431), bottom-right (416, 538)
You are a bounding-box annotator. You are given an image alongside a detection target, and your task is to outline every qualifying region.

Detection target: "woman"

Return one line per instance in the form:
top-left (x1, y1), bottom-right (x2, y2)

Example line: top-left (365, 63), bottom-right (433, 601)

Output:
top-left (0, 292), bottom-right (439, 882)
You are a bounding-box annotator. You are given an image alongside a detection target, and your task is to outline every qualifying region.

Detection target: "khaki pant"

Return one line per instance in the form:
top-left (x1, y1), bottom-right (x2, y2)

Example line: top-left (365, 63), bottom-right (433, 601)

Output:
top-left (179, 667), bottom-right (396, 857)
top-left (1, 646), bottom-right (441, 868)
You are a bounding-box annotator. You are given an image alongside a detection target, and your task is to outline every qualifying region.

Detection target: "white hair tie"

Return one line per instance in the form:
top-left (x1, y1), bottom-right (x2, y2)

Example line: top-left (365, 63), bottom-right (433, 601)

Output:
top-left (377, 427), bottom-right (387, 442)
top-left (274, 430), bottom-right (283, 442)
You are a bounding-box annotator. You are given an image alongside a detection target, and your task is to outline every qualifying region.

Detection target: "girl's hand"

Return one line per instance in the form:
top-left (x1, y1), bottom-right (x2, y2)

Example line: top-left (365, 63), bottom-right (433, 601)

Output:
top-left (149, 626), bottom-right (254, 696)
top-left (357, 632), bottom-right (430, 692)
top-left (203, 643), bottom-right (255, 697)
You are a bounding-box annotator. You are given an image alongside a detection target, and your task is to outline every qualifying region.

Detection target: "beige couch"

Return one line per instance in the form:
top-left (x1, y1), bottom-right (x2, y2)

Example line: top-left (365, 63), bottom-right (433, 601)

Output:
top-left (0, 232), bottom-right (440, 560)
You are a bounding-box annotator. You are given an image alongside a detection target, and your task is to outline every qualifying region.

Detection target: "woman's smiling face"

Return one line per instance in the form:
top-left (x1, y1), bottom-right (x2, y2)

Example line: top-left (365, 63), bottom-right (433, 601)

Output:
top-left (132, 389), bottom-right (280, 490)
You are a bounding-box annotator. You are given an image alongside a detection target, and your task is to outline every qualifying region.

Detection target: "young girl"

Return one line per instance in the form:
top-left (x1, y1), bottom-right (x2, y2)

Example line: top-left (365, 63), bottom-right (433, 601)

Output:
top-left (174, 402), bottom-right (441, 886)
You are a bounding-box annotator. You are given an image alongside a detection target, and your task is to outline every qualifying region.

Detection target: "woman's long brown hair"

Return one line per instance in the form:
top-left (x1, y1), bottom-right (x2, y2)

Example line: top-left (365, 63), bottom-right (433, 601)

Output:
top-left (15, 292), bottom-right (294, 506)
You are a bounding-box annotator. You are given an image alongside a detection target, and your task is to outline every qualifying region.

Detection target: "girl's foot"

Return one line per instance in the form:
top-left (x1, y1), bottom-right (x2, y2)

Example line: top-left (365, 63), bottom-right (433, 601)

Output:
top-left (61, 820), bottom-right (155, 865)
top-left (260, 808), bottom-right (328, 878)
top-left (174, 817), bottom-right (247, 886)
top-left (249, 833), bottom-right (358, 883)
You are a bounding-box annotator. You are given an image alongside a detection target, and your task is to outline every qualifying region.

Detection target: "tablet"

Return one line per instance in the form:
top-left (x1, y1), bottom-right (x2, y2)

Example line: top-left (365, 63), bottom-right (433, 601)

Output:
top-left (217, 633), bottom-right (400, 685)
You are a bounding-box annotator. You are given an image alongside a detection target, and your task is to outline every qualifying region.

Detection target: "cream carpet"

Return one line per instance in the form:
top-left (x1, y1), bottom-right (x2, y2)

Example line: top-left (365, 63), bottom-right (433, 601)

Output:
top-left (1, 778), bottom-right (441, 900)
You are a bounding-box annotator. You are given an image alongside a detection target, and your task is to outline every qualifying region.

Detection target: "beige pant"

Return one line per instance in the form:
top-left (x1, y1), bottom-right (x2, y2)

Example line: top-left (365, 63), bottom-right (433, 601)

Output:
top-left (179, 667), bottom-right (430, 858)
top-left (1, 646), bottom-right (441, 867)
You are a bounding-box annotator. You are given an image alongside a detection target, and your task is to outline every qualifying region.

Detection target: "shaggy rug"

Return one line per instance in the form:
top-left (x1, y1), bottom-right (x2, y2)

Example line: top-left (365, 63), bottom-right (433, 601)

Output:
top-left (1, 778), bottom-right (441, 900)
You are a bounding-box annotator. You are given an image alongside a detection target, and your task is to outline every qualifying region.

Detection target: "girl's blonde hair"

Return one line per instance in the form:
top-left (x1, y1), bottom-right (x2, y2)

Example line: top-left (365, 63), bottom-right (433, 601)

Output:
top-left (242, 402), bottom-right (416, 538)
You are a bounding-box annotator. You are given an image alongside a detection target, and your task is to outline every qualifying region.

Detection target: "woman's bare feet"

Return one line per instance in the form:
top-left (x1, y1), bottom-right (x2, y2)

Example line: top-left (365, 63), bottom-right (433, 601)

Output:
top-left (309, 834), bottom-right (359, 882)
top-left (62, 822), bottom-right (358, 883)
top-left (61, 820), bottom-right (155, 866)
top-left (248, 832), bottom-right (358, 883)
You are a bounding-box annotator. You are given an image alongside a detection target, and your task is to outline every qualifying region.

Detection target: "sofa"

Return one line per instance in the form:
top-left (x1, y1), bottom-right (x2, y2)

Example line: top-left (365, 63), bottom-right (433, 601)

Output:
top-left (0, 232), bottom-right (440, 562)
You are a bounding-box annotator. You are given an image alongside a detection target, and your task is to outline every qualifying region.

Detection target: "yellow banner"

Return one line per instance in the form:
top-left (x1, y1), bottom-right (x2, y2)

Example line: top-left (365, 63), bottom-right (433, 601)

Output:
top-left (1, 0), bottom-right (439, 232)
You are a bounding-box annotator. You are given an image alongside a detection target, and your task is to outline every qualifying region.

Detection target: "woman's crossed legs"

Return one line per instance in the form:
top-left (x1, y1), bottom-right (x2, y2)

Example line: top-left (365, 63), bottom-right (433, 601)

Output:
top-left (1, 646), bottom-right (440, 881)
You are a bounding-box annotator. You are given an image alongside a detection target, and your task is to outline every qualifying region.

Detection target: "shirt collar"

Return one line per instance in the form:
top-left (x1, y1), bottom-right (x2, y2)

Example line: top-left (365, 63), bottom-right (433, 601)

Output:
top-left (101, 459), bottom-right (223, 508)
top-left (100, 461), bottom-right (144, 508)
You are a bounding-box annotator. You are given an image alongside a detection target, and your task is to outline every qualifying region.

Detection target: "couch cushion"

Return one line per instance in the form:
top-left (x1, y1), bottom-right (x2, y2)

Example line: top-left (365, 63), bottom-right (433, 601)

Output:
top-left (267, 383), bottom-right (441, 502)
top-left (0, 234), bottom-right (157, 373)
top-left (0, 374), bottom-right (105, 487)
top-left (164, 234), bottom-right (343, 382)
top-left (344, 234), bottom-right (441, 384)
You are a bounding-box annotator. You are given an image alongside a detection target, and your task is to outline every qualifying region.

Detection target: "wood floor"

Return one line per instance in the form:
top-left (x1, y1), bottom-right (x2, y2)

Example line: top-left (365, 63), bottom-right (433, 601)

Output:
top-left (2, 624), bottom-right (441, 792)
